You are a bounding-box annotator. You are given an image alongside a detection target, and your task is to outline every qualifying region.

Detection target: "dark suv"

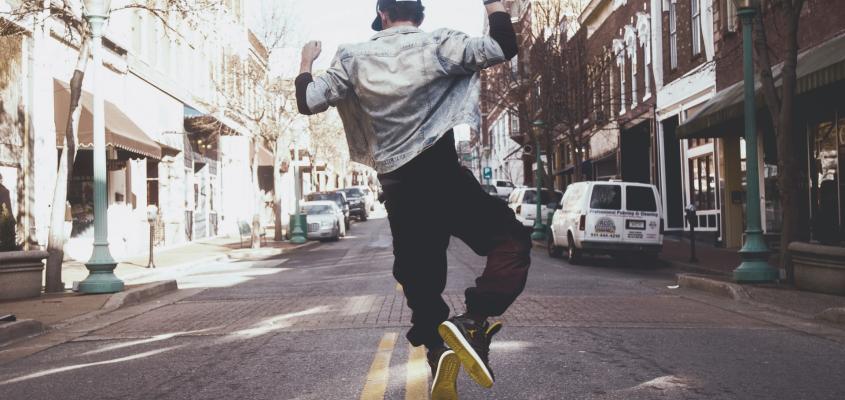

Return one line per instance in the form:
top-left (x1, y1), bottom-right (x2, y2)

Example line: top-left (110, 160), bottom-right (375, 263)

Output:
top-left (339, 187), bottom-right (369, 221)
top-left (306, 191), bottom-right (350, 230)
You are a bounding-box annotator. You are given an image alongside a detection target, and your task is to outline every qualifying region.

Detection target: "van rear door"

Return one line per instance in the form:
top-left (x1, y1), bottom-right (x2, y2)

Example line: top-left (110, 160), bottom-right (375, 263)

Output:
top-left (622, 185), bottom-right (662, 245)
top-left (584, 184), bottom-right (625, 244)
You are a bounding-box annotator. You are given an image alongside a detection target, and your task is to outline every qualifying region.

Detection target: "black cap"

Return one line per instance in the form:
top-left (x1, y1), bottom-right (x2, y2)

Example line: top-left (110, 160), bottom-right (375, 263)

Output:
top-left (371, 0), bottom-right (423, 31)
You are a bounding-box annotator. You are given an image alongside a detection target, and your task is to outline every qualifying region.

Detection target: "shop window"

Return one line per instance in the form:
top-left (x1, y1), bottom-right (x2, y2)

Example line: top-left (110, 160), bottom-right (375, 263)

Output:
top-left (688, 154), bottom-right (716, 211)
top-left (688, 138), bottom-right (713, 148)
top-left (809, 118), bottom-right (841, 243)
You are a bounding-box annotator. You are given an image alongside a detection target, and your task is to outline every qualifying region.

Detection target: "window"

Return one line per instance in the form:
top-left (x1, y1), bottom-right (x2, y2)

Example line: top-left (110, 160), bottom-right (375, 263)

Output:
top-left (626, 186), bottom-right (657, 212)
top-left (669, 1), bottom-right (678, 69)
top-left (689, 154), bottom-right (717, 211)
top-left (590, 185), bottom-right (622, 210)
top-left (692, 0), bottom-right (702, 56)
top-left (509, 113), bottom-right (520, 136)
top-left (725, 0), bottom-right (738, 33)
top-left (688, 138), bottom-right (713, 148)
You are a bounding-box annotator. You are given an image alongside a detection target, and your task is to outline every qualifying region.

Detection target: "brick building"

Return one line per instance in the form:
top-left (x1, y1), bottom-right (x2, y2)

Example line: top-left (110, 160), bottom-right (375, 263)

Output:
top-left (565, 0), bottom-right (657, 186)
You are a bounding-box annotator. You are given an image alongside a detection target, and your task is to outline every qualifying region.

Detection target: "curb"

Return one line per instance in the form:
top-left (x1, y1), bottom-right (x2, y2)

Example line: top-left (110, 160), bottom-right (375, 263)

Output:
top-left (0, 320), bottom-right (45, 348)
top-left (101, 280), bottom-right (179, 311)
top-left (677, 273), bottom-right (750, 300)
top-left (817, 308), bottom-right (845, 324)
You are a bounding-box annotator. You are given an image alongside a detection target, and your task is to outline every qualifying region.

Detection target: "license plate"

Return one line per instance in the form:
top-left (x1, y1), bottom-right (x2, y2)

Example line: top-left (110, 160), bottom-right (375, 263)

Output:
top-left (626, 220), bottom-right (646, 230)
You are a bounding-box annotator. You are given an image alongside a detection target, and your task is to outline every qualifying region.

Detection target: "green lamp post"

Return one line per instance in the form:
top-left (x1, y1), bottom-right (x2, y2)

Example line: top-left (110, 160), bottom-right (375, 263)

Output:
top-left (290, 147), bottom-right (307, 244)
top-left (531, 120), bottom-right (546, 241)
top-left (732, 0), bottom-right (779, 283)
top-left (78, 0), bottom-right (124, 294)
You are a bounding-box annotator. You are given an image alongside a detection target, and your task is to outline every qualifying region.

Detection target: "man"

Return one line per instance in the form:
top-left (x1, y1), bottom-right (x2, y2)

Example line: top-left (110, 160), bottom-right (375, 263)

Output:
top-left (296, 1), bottom-right (530, 397)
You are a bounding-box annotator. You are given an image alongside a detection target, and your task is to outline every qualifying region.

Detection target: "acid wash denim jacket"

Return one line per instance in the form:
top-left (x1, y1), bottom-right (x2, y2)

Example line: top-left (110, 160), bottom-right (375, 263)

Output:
top-left (296, 20), bottom-right (514, 174)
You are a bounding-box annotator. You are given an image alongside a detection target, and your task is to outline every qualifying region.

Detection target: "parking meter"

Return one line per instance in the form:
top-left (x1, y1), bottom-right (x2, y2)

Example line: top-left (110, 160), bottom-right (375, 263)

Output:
top-left (685, 204), bottom-right (698, 263)
top-left (146, 205), bottom-right (158, 268)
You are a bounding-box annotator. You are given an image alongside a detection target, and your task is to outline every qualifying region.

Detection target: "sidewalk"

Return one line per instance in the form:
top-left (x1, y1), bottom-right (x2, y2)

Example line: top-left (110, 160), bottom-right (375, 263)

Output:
top-left (660, 235), bottom-right (743, 276)
top-left (662, 238), bottom-right (845, 326)
top-left (1, 236), bottom-right (311, 347)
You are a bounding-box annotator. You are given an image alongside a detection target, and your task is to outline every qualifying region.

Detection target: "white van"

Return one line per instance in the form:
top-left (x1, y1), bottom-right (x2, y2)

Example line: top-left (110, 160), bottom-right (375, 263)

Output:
top-left (491, 179), bottom-right (516, 199)
top-left (508, 187), bottom-right (564, 227)
top-left (548, 181), bottom-right (663, 263)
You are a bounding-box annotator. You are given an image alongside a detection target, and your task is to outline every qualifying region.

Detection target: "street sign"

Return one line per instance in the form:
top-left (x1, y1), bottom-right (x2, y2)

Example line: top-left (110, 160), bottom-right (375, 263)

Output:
top-left (483, 167), bottom-right (492, 180)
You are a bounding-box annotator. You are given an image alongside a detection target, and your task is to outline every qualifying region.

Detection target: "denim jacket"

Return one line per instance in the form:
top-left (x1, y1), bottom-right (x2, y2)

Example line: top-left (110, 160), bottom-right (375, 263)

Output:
top-left (303, 26), bottom-right (508, 174)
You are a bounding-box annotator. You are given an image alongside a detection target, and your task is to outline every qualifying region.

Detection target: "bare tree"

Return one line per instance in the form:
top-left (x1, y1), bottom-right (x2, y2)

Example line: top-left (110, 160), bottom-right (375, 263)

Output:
top-left (481, 0), bottom-right (599, 190)
top-left (2, 0), bottom-right (223, 291)
top-left (751, 0), bottom-right (809, 279)
top-left (307, 108), bottom-right (350, 192)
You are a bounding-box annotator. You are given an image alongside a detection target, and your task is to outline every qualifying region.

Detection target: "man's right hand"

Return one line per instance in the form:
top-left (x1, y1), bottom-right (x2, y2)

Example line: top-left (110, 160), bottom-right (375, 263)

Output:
top-left (302, 41), bottom-right (322, 64)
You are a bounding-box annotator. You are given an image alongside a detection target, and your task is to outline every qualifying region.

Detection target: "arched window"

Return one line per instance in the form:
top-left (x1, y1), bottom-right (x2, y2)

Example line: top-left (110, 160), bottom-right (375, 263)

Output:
top-left (636, 12), bottom-right (652, 99)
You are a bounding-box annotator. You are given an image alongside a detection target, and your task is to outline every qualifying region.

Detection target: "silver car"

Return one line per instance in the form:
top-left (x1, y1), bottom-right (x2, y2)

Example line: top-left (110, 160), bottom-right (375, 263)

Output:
top-left (301, 201), bottom-right (345, 241)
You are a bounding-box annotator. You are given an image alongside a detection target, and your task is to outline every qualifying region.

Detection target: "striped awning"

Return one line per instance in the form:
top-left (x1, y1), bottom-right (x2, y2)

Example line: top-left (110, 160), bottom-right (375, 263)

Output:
top-left (678, 32), bottom-right (845, 139)
top-left (54, 80), bottom-right (162, 159)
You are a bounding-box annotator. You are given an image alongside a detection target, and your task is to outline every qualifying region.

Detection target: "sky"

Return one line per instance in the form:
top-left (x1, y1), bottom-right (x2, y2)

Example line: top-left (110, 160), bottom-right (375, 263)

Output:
top-left (260, 0), bottom-right (488, 77)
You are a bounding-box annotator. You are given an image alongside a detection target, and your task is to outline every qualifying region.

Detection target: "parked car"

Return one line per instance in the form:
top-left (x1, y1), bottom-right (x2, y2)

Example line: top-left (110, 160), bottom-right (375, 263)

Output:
top-left (491, 179), bottom-right (516, 199)
top-left (508, 187), bottom-right (564, 228)
top-left (301, 201), bottom-right (345, 241)
top-left (480, 184), bottom-right (499, 197)
top-left (356, 186), bottom-right (376, 211)
top-left (306, 191), bottom-right (351, 230)
top-left (339, 187), bottom-right (369, 221)
top-left (547, 181), bottom-right (664, 263)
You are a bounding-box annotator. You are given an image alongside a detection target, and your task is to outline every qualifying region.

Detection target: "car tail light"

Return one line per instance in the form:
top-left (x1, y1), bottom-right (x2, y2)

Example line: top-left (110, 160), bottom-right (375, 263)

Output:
top-left (579, 215), bottom-right (586, 231)
top-left (516, 205), bottom-right (522, 214)
top-left (660, 219), bottom-right (665, 234)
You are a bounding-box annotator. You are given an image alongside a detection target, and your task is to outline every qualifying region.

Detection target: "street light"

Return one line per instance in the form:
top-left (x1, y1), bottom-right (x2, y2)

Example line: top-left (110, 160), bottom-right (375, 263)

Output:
top-left (732, 0), bottom-right (778, 283)
top-left (531, 120), bottom-right (546, 241)
top-left (78, 0), bottom-right (124, 293)
top-left (289, 143), bottom-right (307, 244)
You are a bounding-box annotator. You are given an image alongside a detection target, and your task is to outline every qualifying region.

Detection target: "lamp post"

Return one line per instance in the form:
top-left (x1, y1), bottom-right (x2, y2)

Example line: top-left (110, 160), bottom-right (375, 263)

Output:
top-left (78, 0), bottom-right (123, 293)
top-left (531, 120), bottom-right (546, 241)
top-left (289, 143), bottom-right (307, 244)
top-left (732, 0), bottom-right (778, 283)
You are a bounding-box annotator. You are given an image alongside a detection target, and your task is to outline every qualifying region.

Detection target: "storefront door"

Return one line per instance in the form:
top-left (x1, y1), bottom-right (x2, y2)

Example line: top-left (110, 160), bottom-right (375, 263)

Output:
top-left (808, 113), bottom-right (842, 244)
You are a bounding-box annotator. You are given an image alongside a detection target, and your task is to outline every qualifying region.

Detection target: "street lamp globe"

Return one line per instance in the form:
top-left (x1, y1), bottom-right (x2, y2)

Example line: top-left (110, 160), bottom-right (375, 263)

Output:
top-left (83, 0), bottom-right (112, 17)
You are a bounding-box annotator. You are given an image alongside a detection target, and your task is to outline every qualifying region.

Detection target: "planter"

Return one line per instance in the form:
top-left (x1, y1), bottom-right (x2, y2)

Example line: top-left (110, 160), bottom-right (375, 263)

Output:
top-left (0, 250), bottom-right (48, 301)
top-left (789, 242), bottom-right (845, 296)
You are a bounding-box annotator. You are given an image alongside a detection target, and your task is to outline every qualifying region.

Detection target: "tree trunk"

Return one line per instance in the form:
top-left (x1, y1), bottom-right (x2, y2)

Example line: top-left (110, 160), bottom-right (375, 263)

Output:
top-left (45, 40), bottom-right (90, 293)
top-left (774, 6), bottom-right (809, 282)
top-left (251, 139), bottom-right (262, 249)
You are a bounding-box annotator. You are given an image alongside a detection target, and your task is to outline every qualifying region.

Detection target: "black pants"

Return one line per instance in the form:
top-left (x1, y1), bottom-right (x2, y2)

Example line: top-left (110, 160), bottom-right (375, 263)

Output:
top-left (380, 132), bottom-right (532, 350)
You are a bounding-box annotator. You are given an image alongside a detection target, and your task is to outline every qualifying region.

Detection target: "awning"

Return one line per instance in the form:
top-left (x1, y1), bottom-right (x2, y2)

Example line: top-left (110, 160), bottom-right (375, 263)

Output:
top-left (555, 165), bottom-right (575, 175)
top-left (678, 31), bottom-right (845, 139)
top-left (54, 80), bottom-right (162, 159)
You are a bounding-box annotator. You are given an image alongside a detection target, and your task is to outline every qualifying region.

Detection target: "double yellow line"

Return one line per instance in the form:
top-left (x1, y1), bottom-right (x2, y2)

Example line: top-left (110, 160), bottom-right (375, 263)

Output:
top-left (360, 332), bottom-right (430, 400)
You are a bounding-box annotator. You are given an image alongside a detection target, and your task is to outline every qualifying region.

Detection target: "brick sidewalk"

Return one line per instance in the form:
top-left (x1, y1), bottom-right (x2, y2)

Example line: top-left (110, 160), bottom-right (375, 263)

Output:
top-left (1, 237), bottom-right (305, 341)
top-left (57, 236), bottom-right (301, 289)
top-left (660, 236), bottom-right (743, 275)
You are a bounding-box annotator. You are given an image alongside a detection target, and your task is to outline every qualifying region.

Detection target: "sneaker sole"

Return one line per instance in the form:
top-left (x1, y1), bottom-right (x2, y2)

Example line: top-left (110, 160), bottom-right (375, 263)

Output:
top-left (438, 321), bottom-right (494, 389)
top-left (431, 350), bottom-right (460, 400)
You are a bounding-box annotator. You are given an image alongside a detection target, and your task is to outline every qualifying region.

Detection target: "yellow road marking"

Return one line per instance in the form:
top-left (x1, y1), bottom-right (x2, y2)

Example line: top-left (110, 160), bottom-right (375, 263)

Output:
top-left (405, 344), bottom-right (429, 400)
top-left (360, 332), bottom-right (398, 400)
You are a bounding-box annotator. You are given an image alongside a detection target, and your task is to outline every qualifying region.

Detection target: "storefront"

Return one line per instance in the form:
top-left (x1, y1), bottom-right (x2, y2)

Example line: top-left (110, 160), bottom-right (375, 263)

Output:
top-left (53, 79), bottom-right (165, 259)
top-left (678, 32), bottom-right (845, 248)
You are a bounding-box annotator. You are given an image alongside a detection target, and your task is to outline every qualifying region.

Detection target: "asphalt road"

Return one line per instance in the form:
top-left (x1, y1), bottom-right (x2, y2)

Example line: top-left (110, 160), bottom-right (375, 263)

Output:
top-left (1, 208), bottom-right (844, 399)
